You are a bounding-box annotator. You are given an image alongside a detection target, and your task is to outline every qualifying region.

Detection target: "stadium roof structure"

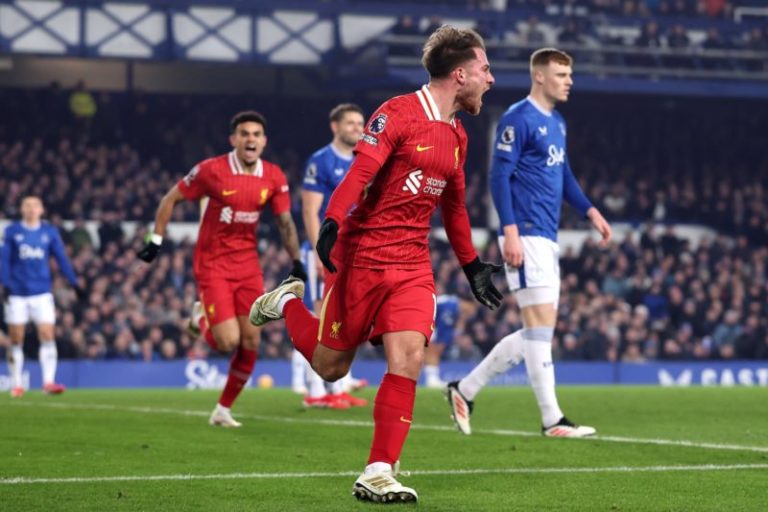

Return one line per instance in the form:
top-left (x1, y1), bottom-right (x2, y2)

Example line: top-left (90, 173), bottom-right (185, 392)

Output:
top-left (0, 0), bottom-right (766, 97)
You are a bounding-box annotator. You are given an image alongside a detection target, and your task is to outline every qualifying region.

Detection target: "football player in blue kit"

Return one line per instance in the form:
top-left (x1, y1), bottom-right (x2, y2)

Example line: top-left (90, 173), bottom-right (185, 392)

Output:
top-left (424, 289), bottom-right (467, 388)
top-left (447, 48), bottom-right (612, 437)
top-left (1, 196), bottom-right (84, 397)
top-left (294, 103), bottom-right (369, 408)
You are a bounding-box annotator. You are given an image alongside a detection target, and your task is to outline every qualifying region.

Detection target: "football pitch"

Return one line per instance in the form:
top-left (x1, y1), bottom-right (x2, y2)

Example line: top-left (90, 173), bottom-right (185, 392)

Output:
top-left (1, 386), bottom-right (766, 511)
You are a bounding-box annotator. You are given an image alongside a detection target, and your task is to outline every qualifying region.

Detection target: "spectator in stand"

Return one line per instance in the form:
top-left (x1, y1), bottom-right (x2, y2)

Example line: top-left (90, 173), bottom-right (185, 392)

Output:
top-left (633, 20), bottom-right (663, 67)
top-left (389, 15), bottom-right (421, 57)
top-left (701, 26), bottom-right (731, 69)
top-left (666, 23), bottom-right (693, 67)
top-left (558, 19), bottom-right (584, 45)
top-left (521, 15), bottom-right (547, 45)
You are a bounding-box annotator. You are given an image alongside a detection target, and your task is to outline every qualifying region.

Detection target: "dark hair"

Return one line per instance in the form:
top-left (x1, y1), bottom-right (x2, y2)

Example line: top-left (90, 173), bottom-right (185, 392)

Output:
top-left (230, 111), bottom-right (267, 134)
top-left (329, 103), bottom-right (364, 123)
top-left (530, 48), bottom-right (573, 70)
top-left (421, 25), bottom-right (486, 79)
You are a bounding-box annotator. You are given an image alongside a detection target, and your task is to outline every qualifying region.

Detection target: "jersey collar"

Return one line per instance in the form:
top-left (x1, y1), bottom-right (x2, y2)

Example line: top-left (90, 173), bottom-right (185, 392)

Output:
top-left (21, 221), bottom-right (42, 230)
top-left (416, 85), bottom-right (457, 127)
top-left (328, 142), bottom-right (353, 161)
top-left (526, 95), bottom-right (553, 117)
top-left (228, 151), bottom-right (263, 176)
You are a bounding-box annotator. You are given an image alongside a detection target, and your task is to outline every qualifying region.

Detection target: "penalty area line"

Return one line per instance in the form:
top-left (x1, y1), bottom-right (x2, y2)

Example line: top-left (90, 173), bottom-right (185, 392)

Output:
top-left (2, 463), bottom-right (768, 485)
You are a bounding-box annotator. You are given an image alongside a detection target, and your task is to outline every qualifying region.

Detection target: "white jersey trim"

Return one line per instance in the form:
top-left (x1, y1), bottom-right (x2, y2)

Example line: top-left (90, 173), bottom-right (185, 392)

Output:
top-left (526, 96), bottom-right (553, 117)
top-left (229, 151), bottom-right (263, 177)
top-left (416, 86), bottom-right (435, 121)
top-left (417, 84), bottom-right (457, 127)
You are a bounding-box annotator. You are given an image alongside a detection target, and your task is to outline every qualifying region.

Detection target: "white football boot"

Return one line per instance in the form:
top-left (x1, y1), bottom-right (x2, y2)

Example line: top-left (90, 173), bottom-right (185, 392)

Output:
top-left (446, 381), bottom-right (473, 435)
top-left (352, 461), bottom-right (417, 504)
top-left (542, 416), bottom-right (596, 438)
top-left (208, 404), bottom-right (242, 428)
top-left (186, 301), bottom-right (203, 337)
top-left (248, 277), bottom-right (305, 327)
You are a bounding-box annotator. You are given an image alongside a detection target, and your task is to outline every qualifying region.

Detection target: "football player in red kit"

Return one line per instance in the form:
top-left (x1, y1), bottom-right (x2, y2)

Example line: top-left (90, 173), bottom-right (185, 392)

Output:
top-left (249, 27), bottom-right (501, 503)
top-left (138, 111), bottom-right (306, 427)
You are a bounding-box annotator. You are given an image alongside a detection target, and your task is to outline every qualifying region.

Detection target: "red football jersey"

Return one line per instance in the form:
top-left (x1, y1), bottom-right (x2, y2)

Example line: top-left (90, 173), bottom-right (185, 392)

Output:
top-left (177, 151), bottom-right (290, 277)
top-left (327, 85), bottom-right (475, 269)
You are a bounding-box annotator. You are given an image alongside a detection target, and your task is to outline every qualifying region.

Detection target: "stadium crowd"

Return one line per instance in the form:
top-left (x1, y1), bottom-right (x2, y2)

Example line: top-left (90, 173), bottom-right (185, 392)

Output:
top-left (388, 2), bottom-right (768, 72)
top-left (1, 86), bottom-right (766, 362)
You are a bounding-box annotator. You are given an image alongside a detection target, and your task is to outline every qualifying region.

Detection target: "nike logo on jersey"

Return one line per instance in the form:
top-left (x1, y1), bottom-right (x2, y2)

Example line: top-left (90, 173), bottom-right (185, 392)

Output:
top-left (416, 144), bottom-right (434, 152)
top-left (400, 416), bottom-right (413, 424)
top-left (222, 190), bottom-right (238, 196)
top-left (538, 126), bottom-right (548, 136)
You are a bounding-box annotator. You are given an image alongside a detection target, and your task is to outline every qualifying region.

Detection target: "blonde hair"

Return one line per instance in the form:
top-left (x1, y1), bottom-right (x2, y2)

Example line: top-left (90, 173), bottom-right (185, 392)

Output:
top-left (530, 48), bottom-right (573, 73)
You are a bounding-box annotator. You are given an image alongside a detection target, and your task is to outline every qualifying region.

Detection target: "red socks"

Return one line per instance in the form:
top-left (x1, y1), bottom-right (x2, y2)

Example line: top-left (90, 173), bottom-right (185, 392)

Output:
top-left (284, 298), bottom-right (320, 362)
top-left (218, 346), bottom-right (257, 408)
top-left (368, 373), bottom-right (417, 465)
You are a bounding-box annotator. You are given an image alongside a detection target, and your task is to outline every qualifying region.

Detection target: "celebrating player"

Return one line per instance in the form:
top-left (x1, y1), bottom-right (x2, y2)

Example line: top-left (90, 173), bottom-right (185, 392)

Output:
top-left (446, 48), bottom-right (612, 437)
top-left (296, 103), bottom-right (368, 409)
top-left (249, 26), bottom-right (501, 503)
top-left (137, 111), bottom-right (305, 427)
top-left (1, 196), bottom-right (84, 396)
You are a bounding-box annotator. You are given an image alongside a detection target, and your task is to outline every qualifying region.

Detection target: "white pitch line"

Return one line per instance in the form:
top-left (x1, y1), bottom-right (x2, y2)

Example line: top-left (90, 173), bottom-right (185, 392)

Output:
top-left (9, 401), bottom-right (768, 455)
top-left (2, 463), bottom-right (767, 486)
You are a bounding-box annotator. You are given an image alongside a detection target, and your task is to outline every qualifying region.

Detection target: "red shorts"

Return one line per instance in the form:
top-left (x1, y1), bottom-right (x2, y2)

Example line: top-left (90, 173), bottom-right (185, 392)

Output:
top-left (319, 266), bottom-right (436, 351)
top-left (197, 272), bottom-right (264, 326)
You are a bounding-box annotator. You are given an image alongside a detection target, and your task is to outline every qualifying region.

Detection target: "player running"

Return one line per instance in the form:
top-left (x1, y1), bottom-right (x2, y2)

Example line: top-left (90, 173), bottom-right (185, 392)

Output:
top-left (249, 26), bottom-right (502, 503)
top-left (1, 196), bottom-right (84, 396)
top-left (446, 48), bottom-right (612, 437)
top-left (137, 111), bottom-right (305, 427)
top-left (296, 103), bottom-right (368, 409)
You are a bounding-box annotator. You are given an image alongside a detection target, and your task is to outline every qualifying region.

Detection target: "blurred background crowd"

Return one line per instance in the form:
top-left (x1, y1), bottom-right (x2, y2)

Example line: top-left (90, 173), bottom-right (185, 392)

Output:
top-left (1, 0), bottom-right (766, 363)
top-left (1, 82), bottom-right (765, 363)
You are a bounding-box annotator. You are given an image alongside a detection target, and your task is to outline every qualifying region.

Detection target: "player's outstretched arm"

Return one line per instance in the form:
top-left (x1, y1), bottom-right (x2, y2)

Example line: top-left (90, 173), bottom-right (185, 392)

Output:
top-left (138, 185), bottom-right (185, 263)
top-left (276, 211), bottom-right (307, 282)
top-left (440, 178), bottom-right (504, 310)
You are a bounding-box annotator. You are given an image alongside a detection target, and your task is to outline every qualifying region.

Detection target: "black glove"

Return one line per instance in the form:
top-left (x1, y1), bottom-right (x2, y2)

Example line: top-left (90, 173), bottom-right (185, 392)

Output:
top-left (316, 218), bottom-right (339, 273)
top-left (462, 257), bottom-right (504, 310)
top-left (289, 259), bottom-right (308, 282)
top-left (74, 286), bottom-right (88, 302)
top-left (137, 234), bottom-right (162, 263)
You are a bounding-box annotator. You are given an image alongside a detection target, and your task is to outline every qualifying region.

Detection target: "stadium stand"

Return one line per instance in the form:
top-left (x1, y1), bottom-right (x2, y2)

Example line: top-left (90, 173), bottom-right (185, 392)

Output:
top-left (1, 85), bottom-right (766, 362)
top-left (0, 0), bottom-right (766, 363)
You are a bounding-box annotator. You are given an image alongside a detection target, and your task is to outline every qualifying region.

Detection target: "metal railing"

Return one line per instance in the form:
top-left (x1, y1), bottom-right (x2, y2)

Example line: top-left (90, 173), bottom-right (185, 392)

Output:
top-left (382, 35), bottom-right (768, 81)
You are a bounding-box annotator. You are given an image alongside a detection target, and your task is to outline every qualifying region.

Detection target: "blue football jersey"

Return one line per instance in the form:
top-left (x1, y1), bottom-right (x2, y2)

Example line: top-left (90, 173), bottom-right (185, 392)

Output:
top-left (433, 294), bottom-right (460, 345)
top-left (301, 144), bottom-right (353, 220)
top-left (0, 221), bottom-right (78, 296)
top-left (490, 97), bottom-right (592, 242)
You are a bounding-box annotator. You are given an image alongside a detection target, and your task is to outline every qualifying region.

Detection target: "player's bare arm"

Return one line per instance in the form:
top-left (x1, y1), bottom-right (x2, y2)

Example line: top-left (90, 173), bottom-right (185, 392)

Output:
top-left (137, 185), bottom-right (185, 262)
top-left (276, 211), bottom-right (301, 260)
top-left (587, 207), bottom-right (612, 246)
top-left (502, 224), bottom-right (524, 268)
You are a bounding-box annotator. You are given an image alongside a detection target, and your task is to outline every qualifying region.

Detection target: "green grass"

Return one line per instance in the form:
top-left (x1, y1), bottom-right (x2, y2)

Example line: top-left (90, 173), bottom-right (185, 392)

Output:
top-left (1, 386), bottom-right (767, 511)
